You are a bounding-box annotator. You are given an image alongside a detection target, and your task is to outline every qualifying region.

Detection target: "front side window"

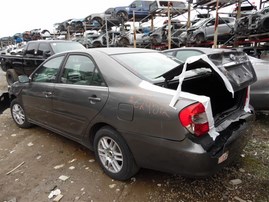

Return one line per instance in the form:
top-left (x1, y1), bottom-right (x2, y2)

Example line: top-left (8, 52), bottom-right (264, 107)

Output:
top-left (32, 56), bottom-right (64, 82)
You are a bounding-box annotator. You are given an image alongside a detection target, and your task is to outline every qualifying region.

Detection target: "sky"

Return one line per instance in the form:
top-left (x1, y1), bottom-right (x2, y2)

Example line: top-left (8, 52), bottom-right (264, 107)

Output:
top-left (0, 0), bottom-right (263, 38)
top-left (0, 0), bottom-right (132, 38)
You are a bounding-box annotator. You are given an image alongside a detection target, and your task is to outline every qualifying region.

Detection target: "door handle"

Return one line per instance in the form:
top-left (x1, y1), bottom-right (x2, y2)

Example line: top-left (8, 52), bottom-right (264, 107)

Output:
top-left (43, 91), bottom-right (52, 98)
top-left (88, 95), bottom-right (101, 104)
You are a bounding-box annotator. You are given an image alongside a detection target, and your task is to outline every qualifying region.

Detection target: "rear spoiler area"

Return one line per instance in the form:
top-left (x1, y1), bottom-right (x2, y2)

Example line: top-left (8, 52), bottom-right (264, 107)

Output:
top-left (0, 92), bottom-right (11, 114)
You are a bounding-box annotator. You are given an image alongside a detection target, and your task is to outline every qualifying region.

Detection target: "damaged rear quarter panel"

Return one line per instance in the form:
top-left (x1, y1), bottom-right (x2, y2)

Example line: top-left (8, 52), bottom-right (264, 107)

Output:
top-left (169, 53), bottom-right (256, 141)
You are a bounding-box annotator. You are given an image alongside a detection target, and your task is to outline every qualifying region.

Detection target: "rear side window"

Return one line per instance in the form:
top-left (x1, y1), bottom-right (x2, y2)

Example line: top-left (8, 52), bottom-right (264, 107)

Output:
top-left (60, 55), bottom-right (105, 86)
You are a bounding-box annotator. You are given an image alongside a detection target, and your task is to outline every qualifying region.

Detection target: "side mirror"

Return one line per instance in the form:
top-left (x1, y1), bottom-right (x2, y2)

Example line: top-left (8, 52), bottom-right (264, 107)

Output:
top-left (206, 22), bottom-right (214, 27)
top-left (43, 50), bottom-right (51, 58)
top-left (18, 75), bottom-right (30, 83)
top-left (131, 3), bottom-right (136, 8)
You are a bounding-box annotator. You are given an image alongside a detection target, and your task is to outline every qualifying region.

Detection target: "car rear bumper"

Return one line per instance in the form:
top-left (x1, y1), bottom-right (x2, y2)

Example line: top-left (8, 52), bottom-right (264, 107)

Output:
top-left (124, 112), bottom-right (254, 177)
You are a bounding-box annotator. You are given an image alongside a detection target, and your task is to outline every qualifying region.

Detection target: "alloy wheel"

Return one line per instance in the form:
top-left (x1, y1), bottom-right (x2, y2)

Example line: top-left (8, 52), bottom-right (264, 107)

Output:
top-left (97, 136), bottom-right (123, 173)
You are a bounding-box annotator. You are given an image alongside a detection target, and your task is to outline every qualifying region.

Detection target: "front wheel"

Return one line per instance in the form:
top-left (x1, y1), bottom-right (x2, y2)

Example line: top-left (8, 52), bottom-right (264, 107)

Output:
top-left (195, 34), bottom-right (205, 44)
top-left (94, 126), bottom-right (139, 180)
top-left (118, 37), bottom-right (129, 47)
top-left (11, 99), bottom-right (32, 128)
top-left (6, 69), bottom-right (19, 85)
top-left (116, 11), bottom-right (128, 22)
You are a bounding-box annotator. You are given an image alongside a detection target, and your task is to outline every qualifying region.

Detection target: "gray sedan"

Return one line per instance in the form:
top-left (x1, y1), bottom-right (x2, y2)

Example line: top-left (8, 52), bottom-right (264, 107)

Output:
top-left (163, 47), bottom-right (269, 112)
top-left (6, 48), bottom-right (256, 180)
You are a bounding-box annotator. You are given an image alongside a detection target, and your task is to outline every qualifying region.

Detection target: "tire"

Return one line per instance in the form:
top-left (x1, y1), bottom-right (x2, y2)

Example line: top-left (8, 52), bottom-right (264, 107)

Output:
top-left (92, 17), bottom-right (104, 27)
top-left (92, 41), bottom-right (102, 48)
top-left (6, 69), bottom-right (19, 85)
top-left (11, 99), bottom-right (32, 128)
top-left (1, 63), bottom-right (7, 72)
top-left (195, 34), bottom-right (205, 44)
top-left (94, 126), bottom-right (139, 180)
top-left (116, 11), bottom-right (128, 22)
top-left (118, 37), bottom-right (129, 47)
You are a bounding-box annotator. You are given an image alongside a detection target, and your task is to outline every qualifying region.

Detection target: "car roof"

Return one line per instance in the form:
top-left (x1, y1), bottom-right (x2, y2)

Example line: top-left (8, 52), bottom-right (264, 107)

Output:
top-left (163, 47), bottom-right (235, 54)
top-left (28, 40), bottom-right (79, 44)
top-left (86, 47), bottom-right (157, 55)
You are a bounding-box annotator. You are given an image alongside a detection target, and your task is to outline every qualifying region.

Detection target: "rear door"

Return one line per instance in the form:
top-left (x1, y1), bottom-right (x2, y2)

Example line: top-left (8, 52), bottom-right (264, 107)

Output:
top-left (51, 53), bottom-right (108, 140)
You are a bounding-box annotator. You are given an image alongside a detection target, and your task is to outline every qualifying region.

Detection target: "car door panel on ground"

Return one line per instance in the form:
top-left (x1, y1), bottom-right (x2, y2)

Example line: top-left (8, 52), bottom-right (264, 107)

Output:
top-left (51, 54), bottom-right (108, 139)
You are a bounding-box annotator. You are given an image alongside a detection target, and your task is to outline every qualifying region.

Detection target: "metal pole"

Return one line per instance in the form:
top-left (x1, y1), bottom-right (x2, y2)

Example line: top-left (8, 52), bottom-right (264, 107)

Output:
top-left (105, 15), bottom-right (109, 48)
top-left (187, 1), bottom-right (191, 29)
top-left (167, 3), bottom-right (171, 49)
top-left (213, 0), bottom-right (219, 48)
top-left (133, 10), bottom-right (137, 48)
top-left (67, 26), bottom-right (70, 40)
top-left (151, 15), bottom-right (154, 31)
top-left (237, 0), bottom-right (242, 19)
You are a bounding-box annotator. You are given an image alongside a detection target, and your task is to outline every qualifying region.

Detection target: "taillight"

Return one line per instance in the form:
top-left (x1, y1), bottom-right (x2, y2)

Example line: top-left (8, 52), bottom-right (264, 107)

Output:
top-left (244, 86), bottom-right (250, 106)
top-left (179, 102), bottom-right (209, 137)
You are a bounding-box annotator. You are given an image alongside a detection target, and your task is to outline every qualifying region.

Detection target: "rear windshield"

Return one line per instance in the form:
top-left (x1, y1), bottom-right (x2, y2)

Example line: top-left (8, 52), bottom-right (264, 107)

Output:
top-left (50, 42), bottom-right (86, 53)
top-left (112, 52), bottom-right (179, 81)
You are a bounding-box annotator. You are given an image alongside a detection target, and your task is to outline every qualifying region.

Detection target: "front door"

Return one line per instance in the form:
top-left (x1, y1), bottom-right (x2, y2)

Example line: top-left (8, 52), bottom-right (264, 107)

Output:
top-left (22, 55), bottom-right (65, 124)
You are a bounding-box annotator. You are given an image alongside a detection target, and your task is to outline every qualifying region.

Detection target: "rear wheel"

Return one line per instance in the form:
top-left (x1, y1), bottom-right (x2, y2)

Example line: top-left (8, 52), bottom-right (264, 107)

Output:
top-left (11, 99), bottom-right (32, 128)
top-left (6, 69), bottom-right (19, 85)
top-left (94, 126), bottom-right (139, 180)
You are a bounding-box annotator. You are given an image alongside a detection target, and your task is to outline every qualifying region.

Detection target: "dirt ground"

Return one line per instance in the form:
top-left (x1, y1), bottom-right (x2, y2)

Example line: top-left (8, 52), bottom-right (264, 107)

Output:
top-left (0, 69), bottom-right (269, 202)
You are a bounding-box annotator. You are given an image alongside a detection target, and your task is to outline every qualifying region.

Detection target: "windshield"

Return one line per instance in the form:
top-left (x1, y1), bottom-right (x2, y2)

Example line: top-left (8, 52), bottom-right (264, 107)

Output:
top-left (50, 42), bottom-right (86, 53)
top-left (112, 52), bottom-right (180, 81)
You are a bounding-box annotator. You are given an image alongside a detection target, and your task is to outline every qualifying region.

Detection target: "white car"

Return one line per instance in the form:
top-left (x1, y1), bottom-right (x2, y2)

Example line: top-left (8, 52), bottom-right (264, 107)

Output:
top-left (179, 17), bottom-right (235, 45)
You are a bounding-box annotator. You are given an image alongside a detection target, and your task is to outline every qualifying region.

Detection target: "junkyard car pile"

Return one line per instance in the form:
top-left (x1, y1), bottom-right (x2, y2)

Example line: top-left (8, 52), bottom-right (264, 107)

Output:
top-left (2, 1), bottom-right (269, 49)
top-left (235, 6), bottom-right (269, 35)
top-left (1, 47), bottom-right (258, 180)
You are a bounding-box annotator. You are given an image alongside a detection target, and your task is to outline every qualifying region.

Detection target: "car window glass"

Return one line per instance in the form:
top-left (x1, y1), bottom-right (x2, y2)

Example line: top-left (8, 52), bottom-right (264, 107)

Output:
top-left (32, 56), bottom-right (64, 83)
top-left (37, 43), bottom-right (51, 56)
top-left (25, 43), bottom-right (38, 56)
top-left (61, 55), bottom-right (105, 86)
top-left (50, 42), bottom-right (85, 53)
top-left (134, 1), bottom-right (142, 8)
top-left (175, 50), bottom-right (203, 62)
top-left (112, 52), bottom-right (179, 80)
top-left (207, 20), bottom-right (215, 26)
top-left (219, 18), bottom-right (225, 24)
